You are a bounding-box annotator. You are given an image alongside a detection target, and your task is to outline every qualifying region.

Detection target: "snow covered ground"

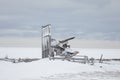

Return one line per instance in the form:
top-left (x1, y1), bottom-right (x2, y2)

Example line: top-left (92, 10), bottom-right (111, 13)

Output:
top-left (0, 47), bottom-right (120, 80)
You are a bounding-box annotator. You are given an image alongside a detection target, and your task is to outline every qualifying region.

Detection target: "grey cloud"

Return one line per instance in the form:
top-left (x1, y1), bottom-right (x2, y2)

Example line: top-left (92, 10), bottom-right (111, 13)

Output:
top-left (0, 28), bottom-right (40, 37)
top-left (0, 0), bottom-right (120, 40)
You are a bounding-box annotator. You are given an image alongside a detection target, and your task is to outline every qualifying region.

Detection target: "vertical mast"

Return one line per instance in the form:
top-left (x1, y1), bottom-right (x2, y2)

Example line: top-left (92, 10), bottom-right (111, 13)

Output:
top-left (41, 24), bottom-right (51, 58)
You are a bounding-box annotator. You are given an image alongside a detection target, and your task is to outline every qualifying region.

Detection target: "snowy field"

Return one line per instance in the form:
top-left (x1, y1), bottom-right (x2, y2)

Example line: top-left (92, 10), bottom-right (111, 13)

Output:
top-left (0, 47), bottom-right (120, 80)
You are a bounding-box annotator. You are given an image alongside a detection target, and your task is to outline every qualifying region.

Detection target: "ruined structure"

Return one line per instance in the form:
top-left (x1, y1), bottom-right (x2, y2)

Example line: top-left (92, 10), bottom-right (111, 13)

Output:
top-left (41, 24), bottom-right (78, 59)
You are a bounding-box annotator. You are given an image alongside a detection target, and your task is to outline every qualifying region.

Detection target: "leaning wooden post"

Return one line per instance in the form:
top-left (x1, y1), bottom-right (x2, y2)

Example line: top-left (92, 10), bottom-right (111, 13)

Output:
top-left (99, 54), bottom-right (103, 63)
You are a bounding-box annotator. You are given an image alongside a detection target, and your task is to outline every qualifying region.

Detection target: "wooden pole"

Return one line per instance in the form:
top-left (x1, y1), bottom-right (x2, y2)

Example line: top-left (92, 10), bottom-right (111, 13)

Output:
top-left (99, 54), bottom-right (103, 63)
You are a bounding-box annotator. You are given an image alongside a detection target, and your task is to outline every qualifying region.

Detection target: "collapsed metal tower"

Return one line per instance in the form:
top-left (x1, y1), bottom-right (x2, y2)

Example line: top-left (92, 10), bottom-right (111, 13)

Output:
top-left (41, 24), bottom-right (76, 59)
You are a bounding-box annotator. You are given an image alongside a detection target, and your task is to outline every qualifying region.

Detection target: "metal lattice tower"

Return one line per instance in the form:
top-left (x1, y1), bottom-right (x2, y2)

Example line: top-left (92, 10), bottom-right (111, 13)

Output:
top-left (41, 24), bottom-right (51, 58)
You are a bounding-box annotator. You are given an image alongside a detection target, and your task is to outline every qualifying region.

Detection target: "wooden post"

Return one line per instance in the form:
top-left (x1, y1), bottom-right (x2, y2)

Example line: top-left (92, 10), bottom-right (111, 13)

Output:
top-left (99, 54), bottom-right (103, 63)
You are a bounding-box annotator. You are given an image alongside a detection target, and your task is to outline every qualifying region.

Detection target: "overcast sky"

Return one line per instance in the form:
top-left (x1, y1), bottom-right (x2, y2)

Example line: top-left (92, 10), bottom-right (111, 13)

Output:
top-left (0, 0), bottom-right (120, 40)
